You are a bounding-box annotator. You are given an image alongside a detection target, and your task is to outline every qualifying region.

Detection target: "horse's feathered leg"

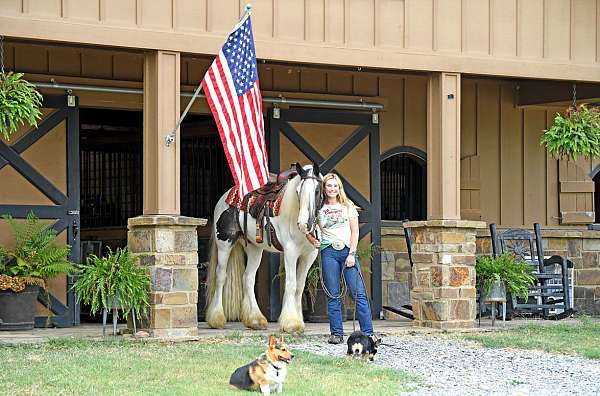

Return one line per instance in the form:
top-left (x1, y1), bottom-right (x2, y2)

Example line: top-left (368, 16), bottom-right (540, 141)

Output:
top-left (295, 249), bottom-right (319, 318)
top-left (240, 243), bottom-right (268, 330)
top-left (278, 248), bottom-right (304, 333)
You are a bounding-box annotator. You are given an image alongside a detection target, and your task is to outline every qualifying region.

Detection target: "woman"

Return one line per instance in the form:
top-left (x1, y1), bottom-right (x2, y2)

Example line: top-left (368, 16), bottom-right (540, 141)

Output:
top-left (314, 173), bottom-right (374, 344)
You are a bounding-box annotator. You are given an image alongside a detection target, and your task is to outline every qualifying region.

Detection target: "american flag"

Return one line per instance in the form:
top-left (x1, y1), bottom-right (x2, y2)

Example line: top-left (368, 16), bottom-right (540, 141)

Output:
top-left (202, 15), bottom-right (269, 199)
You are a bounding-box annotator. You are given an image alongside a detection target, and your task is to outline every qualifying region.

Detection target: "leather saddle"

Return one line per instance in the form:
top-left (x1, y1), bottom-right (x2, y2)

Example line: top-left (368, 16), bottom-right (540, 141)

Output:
top-left (241, 167), bottom-right (298, 251)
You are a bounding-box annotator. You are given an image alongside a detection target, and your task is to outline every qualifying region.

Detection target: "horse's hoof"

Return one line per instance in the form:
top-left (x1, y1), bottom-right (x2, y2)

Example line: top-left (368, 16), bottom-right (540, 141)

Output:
top-left (279, 319), bottom-right (305, 334)
top-left (207, 311), bottom-right (226, 329)
top-left (243, 316), bottom-right (268, 330)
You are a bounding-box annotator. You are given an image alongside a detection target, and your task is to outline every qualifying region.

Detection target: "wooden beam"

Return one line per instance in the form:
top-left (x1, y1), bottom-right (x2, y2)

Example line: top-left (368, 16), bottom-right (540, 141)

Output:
top-left (517, 81), bottom-right (600, 107)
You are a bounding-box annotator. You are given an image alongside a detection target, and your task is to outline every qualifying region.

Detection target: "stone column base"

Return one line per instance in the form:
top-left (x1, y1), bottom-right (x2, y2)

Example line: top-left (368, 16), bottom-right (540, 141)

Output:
top-left (405, 220), bottom-right (486, 329)
top-left (128, 215), bottom-right (207, 339)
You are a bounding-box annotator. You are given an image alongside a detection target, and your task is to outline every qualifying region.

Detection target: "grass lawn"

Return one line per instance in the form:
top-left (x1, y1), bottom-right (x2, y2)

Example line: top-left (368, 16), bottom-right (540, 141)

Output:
top-left (462, 318), bottom-right (600, 359)
top-left (0, 337), bottom-right (418, 396)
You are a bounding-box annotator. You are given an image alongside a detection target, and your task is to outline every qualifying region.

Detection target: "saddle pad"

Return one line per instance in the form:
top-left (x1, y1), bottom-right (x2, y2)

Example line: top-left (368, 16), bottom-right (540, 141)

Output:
top-left (225, 184), bottom-right (287, 217)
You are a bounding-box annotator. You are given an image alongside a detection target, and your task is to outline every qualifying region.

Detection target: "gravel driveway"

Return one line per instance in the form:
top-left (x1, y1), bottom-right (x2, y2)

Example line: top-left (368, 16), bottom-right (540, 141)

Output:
top-left (292, 334), bottom-right (600, 396)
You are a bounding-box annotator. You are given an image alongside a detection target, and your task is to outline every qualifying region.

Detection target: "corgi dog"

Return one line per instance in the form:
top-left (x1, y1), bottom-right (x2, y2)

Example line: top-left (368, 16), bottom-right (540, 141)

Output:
top-left (229, 335), bottom-right (294, 395)
top-left (347, 331), bottom-right (381, 361)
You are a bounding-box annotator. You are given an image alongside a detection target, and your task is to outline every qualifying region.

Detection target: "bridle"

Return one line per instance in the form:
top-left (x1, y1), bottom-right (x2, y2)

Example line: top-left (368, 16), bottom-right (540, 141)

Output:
top-left (297, 170), bottom-right (322, 234)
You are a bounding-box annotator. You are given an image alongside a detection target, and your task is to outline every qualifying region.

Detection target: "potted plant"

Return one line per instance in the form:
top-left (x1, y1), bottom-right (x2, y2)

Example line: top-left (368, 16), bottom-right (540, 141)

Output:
top-left (72, 247), bottom-right (151, 335)
top-left (0, 212), bottom-right (75, 330)
top-left (476, 253), bottom-right (536, 303)
top-left (0, 71), bottom-right (43, 141)
top-left (541, 104), bottom-right (600, 160)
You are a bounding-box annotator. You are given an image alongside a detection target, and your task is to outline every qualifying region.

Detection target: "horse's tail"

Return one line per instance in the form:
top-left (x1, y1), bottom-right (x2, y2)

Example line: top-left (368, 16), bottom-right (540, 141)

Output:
top-left (206, 226), bottom-right (245, 321)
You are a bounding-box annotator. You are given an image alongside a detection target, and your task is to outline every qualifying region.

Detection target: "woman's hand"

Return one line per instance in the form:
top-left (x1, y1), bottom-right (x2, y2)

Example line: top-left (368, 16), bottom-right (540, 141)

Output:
top-left (298, 223), bottom-right (309, 234)
top-left (345, 253), bottom-right (356, 267)
top-left (305, 233), bottom-right (320, 249)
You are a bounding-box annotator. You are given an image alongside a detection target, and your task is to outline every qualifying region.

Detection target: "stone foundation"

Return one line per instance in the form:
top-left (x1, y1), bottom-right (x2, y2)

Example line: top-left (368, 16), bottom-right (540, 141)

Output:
top-left (403, 220), bottom-right (485, 329)
top-left (476, 228), bottom-right (600, 315)
top-left (382, 224), bottom-right (600, 320)
top-left (128, 215), bottom-right (207, 338)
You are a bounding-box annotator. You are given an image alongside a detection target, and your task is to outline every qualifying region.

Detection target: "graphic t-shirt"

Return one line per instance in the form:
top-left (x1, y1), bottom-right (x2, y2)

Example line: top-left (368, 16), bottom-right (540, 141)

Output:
top-left (317, 202), bottom-right (359, 249)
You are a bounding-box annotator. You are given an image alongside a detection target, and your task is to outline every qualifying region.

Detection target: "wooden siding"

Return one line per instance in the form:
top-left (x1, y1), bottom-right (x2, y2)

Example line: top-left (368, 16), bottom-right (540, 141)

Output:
top-left (460, 78), bottom-right (597, 227)
top-left (1, 0), bottom-right (599, 81)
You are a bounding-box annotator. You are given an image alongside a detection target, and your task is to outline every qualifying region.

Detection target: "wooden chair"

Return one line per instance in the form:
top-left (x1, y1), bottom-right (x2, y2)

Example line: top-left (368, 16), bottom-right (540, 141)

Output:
top-left (489, 223), bottom-right (574, 320)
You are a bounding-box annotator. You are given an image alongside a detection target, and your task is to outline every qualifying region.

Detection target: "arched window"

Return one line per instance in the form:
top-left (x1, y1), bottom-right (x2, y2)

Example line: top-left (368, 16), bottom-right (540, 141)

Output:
top-left (380, 147), bottom-right (427, 221)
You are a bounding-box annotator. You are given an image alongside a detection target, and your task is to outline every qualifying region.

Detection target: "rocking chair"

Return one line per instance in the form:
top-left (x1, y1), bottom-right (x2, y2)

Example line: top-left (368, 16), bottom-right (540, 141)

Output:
top-left (489, 223), bottom-right (575, 320)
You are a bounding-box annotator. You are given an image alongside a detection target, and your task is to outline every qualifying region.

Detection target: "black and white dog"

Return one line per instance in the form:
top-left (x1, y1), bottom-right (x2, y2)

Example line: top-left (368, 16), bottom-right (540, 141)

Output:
top-left (346, 331), bottom-right (381, 361)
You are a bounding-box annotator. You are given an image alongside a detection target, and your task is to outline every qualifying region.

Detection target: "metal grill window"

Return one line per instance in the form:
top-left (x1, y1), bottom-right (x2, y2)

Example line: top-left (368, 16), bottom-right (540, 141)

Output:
top-left (181, 135), bottom-right (233, 219)
top-left (381, 153), bottom-right (426, 221)
top-left (81, 150), bottom-right (142, 228)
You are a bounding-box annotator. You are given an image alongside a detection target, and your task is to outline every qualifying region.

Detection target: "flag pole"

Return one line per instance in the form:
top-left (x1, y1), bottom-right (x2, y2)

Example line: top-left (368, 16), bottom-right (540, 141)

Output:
top-left (164, 4), bottom-right (253, 146)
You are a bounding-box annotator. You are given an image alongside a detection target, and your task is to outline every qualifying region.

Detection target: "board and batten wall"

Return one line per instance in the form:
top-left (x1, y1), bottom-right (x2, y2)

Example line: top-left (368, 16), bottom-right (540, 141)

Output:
top-left (461, 79), bottom-right (597, 228)
top-left (1, 0), bottom-right (599, 81)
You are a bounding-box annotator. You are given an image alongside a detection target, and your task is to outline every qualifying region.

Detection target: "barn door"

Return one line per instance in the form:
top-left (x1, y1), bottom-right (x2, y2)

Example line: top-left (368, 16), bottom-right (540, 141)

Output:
top-left (0, 95), bottom-right (80, 327)
top-left (267, 107), bottom-right (381, 319)
top-left (558, 159), bottom-right (594, 224)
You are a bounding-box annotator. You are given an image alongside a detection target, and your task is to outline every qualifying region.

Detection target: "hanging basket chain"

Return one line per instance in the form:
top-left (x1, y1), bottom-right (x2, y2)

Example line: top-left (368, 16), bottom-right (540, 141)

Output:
top-left (572, 82), bottom-right (577, 109)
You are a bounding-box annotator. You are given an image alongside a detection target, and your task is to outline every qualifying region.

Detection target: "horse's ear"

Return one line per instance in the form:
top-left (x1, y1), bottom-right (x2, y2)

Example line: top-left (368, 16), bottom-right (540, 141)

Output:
top-left (313, 162), bottom-right (320, 177)
top-left (294, 162), bottom-right (305, 177)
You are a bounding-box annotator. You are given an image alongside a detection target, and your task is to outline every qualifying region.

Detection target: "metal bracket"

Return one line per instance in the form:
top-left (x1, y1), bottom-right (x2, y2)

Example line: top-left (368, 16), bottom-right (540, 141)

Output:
top-left (372, 112), bottom-right (379, 125)
top-left (273, 106), bottom-right (281, 119)
top-left (165, 133), bottom-right (176, 146)
top-left (67, 210), bottom-right (80, 215)
top-left (67, 95), bottom-right (76, 107)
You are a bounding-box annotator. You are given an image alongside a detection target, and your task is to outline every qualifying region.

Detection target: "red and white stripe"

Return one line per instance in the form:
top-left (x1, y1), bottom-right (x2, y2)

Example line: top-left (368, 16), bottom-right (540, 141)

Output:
top-left (202, 50), bottom-right (269, 199)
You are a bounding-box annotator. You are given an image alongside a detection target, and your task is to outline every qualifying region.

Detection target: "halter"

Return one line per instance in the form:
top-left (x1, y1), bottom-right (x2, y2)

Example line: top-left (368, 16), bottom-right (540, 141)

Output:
top-left (297, 171), bottom-right (322, 234)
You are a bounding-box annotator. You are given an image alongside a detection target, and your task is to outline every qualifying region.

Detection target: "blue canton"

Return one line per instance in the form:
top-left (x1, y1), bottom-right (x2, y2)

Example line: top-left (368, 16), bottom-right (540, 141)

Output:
top-left (224, 17), bottom-right (258, 97)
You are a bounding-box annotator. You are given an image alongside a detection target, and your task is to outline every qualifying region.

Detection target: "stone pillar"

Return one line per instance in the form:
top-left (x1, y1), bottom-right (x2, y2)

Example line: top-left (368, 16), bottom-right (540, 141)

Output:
top-left (128, 215), bottom-right (207, 338)
top-left (405, 220), bottom-right (485, 329)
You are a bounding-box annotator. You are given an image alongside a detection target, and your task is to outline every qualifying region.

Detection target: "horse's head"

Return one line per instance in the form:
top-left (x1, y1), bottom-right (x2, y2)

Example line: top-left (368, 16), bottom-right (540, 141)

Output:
top-left (295, 162), bottom-right (322, 234)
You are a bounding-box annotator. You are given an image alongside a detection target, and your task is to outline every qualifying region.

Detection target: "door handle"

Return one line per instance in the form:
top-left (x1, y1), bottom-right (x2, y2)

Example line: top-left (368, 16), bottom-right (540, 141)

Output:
top-left (72, 220), bottom-right (79, 240)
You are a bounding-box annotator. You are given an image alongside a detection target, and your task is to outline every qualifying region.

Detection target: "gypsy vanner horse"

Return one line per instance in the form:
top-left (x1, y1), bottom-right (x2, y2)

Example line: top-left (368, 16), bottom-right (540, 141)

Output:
top-left (206, 163), bottom-right (322, 333)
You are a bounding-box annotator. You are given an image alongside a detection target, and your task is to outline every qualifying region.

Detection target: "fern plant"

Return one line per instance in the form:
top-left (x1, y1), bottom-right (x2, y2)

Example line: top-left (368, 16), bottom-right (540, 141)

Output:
top-left (0, 212), bottom-right (75, 293)
top-left (0, 72), bottom-right (43, 141)
top-left (72, 248), bottom-right (151, 319)
top-left (541, 105), bottom-right (600, 160)
top-left (476, 254), bottom-right (536, 300)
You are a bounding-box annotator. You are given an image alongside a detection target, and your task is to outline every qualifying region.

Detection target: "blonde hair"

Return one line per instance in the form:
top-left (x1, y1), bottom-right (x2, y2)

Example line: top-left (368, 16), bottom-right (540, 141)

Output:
top-left (322, 173), bottom-right (355, 208)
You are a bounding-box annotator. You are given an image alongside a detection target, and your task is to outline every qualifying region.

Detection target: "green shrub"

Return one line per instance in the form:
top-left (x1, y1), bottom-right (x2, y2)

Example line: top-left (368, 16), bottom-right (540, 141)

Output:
top-left (541, 105), bottom-right (600, 160)
top-left (0, 72), bottom-right (43, 141)
top-left (0, 212), bottom-right (74, 292)
top-left (72, 248), bottom-right (150, 319)
top-left (476, 254), bottom-right (536, 300)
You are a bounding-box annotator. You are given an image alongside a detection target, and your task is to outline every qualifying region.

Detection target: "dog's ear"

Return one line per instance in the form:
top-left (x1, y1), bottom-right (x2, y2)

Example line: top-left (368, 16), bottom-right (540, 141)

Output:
top-left (374, 336), bottom-right (382, 347)
top-left (268, 335), bottom-right (277, 348)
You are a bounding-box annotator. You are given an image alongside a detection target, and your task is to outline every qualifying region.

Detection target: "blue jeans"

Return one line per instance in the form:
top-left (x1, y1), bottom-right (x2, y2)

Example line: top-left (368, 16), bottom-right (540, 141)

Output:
top-left (321, 246), bottom-right (373, 336)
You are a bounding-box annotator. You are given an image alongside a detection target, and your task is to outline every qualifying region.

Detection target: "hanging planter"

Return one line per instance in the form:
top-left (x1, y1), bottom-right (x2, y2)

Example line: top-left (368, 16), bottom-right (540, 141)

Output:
top-left (0, 71), bottom-right (43, 141)
top-left (541, 104), bottom-right (600, 160)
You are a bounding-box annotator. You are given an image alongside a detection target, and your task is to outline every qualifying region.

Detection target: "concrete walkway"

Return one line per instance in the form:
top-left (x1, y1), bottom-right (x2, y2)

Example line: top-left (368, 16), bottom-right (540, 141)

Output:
top-left (0, 317), bottom-right (542, 344)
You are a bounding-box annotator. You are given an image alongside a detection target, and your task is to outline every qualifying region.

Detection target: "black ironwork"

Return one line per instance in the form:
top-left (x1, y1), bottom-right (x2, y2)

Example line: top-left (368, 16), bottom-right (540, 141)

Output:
top-left (380, 147), bottom-right (426, 221)
top-left (181, 134), bottom-right (233, 219)
top-left (0, 95), bottom-right (80, 327)
top-left (268, 107), bottom-right (382, 320)
top-left (80, 150), bottom-right (142, 228)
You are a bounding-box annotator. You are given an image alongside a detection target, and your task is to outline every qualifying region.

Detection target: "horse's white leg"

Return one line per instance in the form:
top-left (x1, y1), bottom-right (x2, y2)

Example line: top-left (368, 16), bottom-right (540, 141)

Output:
top-left (295, 249), bottom-right (319, 317)
top-left (278, 248), bottom-right (304, 333)
top-left (206, 239), bottom-right (233, 329)
top-left (241, 244), bottom-right (268, 330)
